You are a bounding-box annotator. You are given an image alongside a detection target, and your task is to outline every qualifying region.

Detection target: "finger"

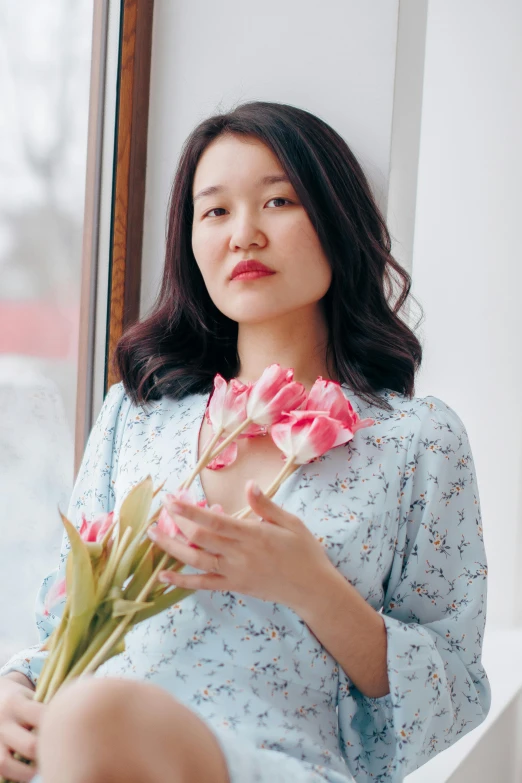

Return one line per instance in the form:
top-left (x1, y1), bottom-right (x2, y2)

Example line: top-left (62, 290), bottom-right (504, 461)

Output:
top-left (153, 514), bottom-right (236, 556)
top-left (150, 529), bottom-right (226, 573)
top-left (0, 744), bottom-right (37, 783)
top-left (15, 694), bottom-right (45, 730)
top-left (245, 481), bottom-right (302, 530)
top-left (166, 500), bottom-right (257, 540)
top-left (0, 722), bottom-right (37, 762)
top-left (158, 570), bottom-right (225, 591)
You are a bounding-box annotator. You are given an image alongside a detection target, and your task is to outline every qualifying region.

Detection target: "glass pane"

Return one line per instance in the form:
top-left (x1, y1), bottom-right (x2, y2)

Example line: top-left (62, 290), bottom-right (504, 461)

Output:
top-left (0, 1), bottom-right (93, 663)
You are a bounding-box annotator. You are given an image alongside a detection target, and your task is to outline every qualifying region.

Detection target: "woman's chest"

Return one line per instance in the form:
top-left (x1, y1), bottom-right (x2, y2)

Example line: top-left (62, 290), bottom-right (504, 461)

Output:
top-left (115, 394), bottom-right (404, 598)
top-left (197, 415), bottom-right (287, 516)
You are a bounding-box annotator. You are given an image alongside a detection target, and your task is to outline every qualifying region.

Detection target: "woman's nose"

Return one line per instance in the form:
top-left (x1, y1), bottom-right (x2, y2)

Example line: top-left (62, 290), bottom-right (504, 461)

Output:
top-left (229, 212), bottom-right (267, 250)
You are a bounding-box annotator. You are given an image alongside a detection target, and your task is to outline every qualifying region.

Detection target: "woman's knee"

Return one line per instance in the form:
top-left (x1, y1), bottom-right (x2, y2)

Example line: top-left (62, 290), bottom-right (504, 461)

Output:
top-left (38, 676), bottom-right (230, 783)
top-left (38, 676), bottom-right (141, 761)
top-left (42, 677), bottom-right (123, 727)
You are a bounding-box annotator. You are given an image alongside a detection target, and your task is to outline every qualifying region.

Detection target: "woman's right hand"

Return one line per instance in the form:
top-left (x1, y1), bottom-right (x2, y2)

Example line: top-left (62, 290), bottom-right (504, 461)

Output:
top-left (0, 675), bottom-right (45, 782)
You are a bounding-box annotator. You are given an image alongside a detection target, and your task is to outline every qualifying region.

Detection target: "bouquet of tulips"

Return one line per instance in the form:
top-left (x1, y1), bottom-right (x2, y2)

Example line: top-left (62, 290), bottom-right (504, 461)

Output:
top-left (1, 364), bottom-right (373, 782)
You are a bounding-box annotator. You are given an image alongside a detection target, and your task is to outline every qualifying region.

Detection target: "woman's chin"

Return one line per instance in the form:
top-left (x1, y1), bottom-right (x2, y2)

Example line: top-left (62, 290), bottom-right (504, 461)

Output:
top-left (222, 305), bottom-right (283, 325)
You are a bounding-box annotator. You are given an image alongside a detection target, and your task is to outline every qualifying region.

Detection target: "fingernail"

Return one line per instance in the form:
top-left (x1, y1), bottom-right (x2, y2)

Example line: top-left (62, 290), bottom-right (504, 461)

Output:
top-left (251, 482), bottom-right (261, 496)
top-left (159, 572), bottom-right (173, 583)
top-left (148, 528), bottom-right (158, 541)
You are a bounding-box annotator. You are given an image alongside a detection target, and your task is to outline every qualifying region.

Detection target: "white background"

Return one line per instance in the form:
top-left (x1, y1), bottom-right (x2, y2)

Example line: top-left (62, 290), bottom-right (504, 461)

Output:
top-left (141, 0), bottom-right (522, 633)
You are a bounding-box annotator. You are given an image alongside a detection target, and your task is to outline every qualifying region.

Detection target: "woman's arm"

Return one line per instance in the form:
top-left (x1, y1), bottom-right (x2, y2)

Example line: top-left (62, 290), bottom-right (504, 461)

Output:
top-left (0, 382), bottom-right (130, 689)
top-left (335, 397), bottom-right (491, 782)
top-left (2, 672), bottom-right (35, 691)
top-left (295, 562), bottom-right (390, 698)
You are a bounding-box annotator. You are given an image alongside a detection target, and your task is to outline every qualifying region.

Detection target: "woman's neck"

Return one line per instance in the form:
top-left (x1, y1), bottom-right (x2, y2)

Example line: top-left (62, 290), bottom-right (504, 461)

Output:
top-left (235, 307), bottom-right (336, 391)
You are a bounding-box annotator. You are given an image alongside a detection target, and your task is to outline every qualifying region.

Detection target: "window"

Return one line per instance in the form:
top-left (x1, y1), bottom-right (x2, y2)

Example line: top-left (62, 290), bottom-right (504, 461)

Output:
top-left (0, 1), bottom-right (93, 662)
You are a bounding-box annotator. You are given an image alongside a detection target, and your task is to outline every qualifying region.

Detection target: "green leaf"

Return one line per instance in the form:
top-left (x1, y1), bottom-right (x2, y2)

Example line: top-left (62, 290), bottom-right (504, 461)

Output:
top-left (129, 536), bottom-right (153, 575)
top-left (61, 618), bottom-right (120, 685)
top-left (112, 598), bottom-right (155, 617)
top-left (130, 586), bottom-right (194, 625)
top-left (94, 526), bottom-right (132, 603)
top-left (113, 477), bottom-right (154, 587)
top-left (124, 545), bottom-right (154, 601)
top-left (62, 513), bottom-right (96, 619)
top-left (84, 541), bottom-right (104, 560)
top-left (54, 512), bottom-right (100, 689)
top-left (105, 638), bottom-right (126, 661)
top-left (119, 476), bottom-right (154, 541)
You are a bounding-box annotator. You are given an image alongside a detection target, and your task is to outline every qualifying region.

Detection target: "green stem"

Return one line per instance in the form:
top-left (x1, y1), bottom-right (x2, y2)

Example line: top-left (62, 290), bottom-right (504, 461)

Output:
top-left (34, 595), bottom-right (71, 703)
top-left (233, 459), bottom-right (299, 519)
top-left (206, 418), bottom-right (255, 463)
top-left (182, 418), bottom-right (256, 491)
top-left (80, 551), bottom-right (171, 676)
top-left (181, 429), bottom-right (223, 490)
top-left (60, 616), bottom-right (120, 687)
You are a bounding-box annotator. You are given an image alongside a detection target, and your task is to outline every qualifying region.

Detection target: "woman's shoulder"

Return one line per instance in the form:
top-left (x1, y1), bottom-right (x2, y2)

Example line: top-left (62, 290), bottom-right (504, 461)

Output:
top-left (102, 381), bottom-right (200, 415)
top-left (350, 386), bottom-right (471, 445)
top-left (97, 381), bottom-right (133, 429)
top-left (99, 381), bottom-right (203, 437)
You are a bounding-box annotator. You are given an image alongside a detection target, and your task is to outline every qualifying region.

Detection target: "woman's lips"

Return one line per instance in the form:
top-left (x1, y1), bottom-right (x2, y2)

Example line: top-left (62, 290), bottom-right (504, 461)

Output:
top-left (231, 270), bottom-right (276, 281)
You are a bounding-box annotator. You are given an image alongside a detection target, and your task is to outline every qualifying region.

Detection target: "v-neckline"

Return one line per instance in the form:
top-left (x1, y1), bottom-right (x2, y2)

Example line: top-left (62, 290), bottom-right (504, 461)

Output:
top-left (189, 391), bottom-right (212, 506)
top-left (188, 391), bottom-right (301, 512)
top-left (187, 382), bottom-right (358, 511)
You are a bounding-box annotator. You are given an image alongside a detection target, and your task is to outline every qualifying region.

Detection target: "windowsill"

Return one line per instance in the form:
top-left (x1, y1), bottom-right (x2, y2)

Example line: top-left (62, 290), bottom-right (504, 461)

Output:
top-left (405, 626), bottom-right (522, 782)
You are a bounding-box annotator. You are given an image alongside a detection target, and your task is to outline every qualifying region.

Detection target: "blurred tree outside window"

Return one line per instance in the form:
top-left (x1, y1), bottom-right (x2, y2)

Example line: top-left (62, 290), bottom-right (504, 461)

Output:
top-left (0, 1), bottom-right (93, 662)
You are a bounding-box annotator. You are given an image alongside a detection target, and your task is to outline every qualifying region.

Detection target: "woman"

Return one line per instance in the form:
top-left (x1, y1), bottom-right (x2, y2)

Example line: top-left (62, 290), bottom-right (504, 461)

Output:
top-left (0, 101), bottom-right (490, 783)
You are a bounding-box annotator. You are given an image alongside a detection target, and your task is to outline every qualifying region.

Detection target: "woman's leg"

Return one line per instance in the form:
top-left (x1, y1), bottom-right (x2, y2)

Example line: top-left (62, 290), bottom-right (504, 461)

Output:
top-left (36, 675), bottom-right (230, 783)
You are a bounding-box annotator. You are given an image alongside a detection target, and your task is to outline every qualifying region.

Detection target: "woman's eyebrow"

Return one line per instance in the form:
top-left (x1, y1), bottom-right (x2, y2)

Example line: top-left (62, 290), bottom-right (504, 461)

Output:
top-left (193, 174), bottom-right (291, 204)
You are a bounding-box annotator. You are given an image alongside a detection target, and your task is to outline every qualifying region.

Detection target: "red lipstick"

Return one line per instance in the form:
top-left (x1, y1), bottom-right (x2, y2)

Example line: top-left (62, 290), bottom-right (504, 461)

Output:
top-left (230, 259), bottom-right (275, 280)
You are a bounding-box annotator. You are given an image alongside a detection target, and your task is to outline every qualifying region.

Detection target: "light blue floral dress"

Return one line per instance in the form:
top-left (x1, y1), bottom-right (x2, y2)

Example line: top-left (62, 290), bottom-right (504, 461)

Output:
top-left (1, 381), bottom-right (491, 783)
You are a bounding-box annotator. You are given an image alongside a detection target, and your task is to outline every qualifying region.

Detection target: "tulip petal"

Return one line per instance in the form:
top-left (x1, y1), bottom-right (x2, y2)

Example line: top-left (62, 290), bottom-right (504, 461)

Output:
top-left (207, 374), bottom-right (228, 430)
top-left (246, 364), bottom-right (306, 426)
top-left (206, 439), bottom-right (238, 469)
top-left (271, 410), bottom-right (352, 464)
top-left (352, 416), bottom-right (376, 432)
top-left (43, 577), bottom-right (67, 617)
top-left (302, 377), bottom-right (375, 434)
top-left (207, 375), bottom-right (252, 435)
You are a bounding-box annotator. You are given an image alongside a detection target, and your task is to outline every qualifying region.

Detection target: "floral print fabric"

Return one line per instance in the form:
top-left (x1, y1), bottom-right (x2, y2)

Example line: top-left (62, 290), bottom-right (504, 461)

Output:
top-left (1, 381), bottom-right (491, 783)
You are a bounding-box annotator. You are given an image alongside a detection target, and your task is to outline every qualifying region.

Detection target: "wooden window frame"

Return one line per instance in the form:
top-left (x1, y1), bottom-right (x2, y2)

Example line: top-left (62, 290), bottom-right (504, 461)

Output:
top-left (75, 0), bottom-right (154, 475)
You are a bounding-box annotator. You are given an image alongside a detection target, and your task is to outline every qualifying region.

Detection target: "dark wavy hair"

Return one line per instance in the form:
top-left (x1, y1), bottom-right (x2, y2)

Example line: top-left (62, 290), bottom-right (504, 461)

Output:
top-left (114, 100), bottom-right (423, 412)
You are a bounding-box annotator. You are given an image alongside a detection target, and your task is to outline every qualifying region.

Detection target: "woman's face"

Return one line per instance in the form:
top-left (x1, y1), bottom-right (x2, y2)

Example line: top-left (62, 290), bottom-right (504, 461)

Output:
top-left (191, 134), bottom-right (332, 324)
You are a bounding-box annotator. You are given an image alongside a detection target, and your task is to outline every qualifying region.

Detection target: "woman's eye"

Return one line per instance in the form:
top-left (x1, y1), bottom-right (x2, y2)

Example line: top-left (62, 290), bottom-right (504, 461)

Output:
top-left (266, 197), bottom-right (291, 208)
top-left (203, 198), bottom-right (291, 218)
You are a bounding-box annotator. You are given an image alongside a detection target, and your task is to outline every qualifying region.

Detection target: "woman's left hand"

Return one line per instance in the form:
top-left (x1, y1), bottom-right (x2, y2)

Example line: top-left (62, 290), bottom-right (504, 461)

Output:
top-left (148, 480), bottom-right (336, 613)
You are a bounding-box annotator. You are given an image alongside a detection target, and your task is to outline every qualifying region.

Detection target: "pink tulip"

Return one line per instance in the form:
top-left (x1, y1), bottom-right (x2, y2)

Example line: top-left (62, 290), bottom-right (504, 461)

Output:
top-left (271, 410), bottom-right (356, 465)
top-left (79, 511), bottom-right (115, 543)
top-left (155, 492), bottom-right (224, 549)
top-left (43, 576), bottom-right (67, 617)
top-left (303, 377), bottom-right (375, 432)
top-left (205, 437), bottom-right (238, 470)
top-left (157, 506), bottom-right (191, 544)
top-left (246, 364), bottom-right (307, 426)
top-left (163, 488), bottom-right (204, 507)
top-left (207, 375), bottom-right (265, 438)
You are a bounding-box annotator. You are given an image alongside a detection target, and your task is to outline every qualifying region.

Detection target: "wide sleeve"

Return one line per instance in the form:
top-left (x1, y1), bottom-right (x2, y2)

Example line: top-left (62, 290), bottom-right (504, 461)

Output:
top-left (0, 381), bottom-right (130, 687)
top-left (337, 396), bottom-right (491, 782)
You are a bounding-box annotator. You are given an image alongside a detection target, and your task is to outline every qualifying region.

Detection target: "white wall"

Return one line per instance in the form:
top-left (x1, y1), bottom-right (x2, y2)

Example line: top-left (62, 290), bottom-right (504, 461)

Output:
top-left (140, 0), bottom-right (404, 316)
top-left (411, 0), bottom-right (522, 629)
top-left (140, 0), bottom-right (522, 632)
top-left (139, 1), bottom-right (522, 777)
